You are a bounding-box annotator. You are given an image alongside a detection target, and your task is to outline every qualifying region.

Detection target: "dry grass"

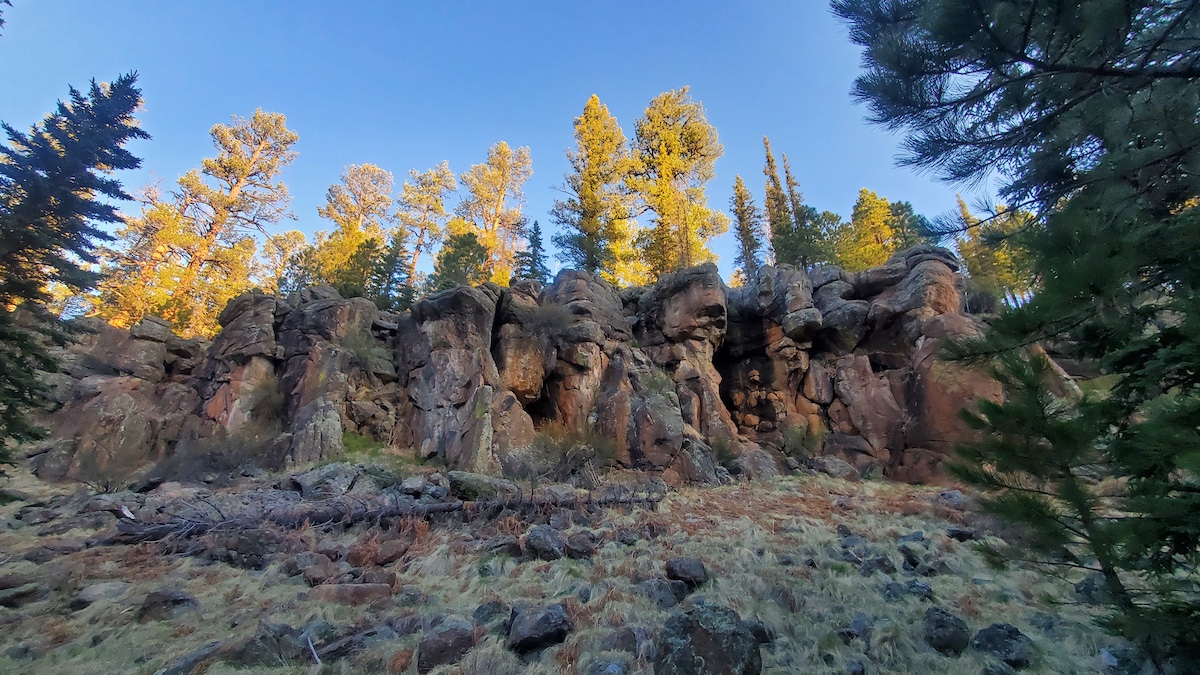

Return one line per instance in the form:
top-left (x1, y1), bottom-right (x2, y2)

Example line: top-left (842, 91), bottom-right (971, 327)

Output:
top-left (0, 465), bottom-right (1118, 674)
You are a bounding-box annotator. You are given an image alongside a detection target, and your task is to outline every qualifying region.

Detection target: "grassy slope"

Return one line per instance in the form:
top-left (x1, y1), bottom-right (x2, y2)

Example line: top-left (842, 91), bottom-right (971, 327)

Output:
top-left (0, 468), bottom-right (1111, 674)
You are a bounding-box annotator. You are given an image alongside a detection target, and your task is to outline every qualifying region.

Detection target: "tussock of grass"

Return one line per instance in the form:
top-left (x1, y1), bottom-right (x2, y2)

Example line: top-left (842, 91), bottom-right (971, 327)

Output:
top-left (0, 464), bottom-right (1117, 674)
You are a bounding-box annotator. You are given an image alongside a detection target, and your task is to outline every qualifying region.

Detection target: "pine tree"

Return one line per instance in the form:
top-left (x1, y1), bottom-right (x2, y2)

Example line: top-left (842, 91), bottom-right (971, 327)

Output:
top-left (369, 227), bottom-right (414, 311)
top-left (429, 231), bottom-right (488, 291)
top-left (778, 153), bottom-right (830, 268)
top-left (629, 87), bottom-right (730, 278)
top-left (0, 73), bottom-right (147, 453)
top-left (0, 1), bottom-right (11, 36)
top-left (258, 230), bottom-right (306, 295)
top-left (832, 188), bottom-right (894, 271)
top-left (514, 219), bottom-right (552, 284)
top-left (552, 94), bottom-right (635, 281)
top-left (162, 109), bottom-right (298, 335)
top-left (730, 175), bottom-right (764, 281)
top-left (456, 142), bottom-right (533, 284)
top-left (835, 0), bottom-right (1200, 664)
top-left (397, 162), bottom-right (457, 285)
top-left (762, 137), bottom-right (792, 265)
top-left (953, 198), bottom-right (1037, 307)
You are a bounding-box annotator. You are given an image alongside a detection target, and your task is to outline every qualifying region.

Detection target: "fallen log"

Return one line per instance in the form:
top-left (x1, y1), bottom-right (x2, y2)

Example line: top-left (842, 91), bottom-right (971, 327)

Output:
top-left (98, 491), bottom-right (663, 547)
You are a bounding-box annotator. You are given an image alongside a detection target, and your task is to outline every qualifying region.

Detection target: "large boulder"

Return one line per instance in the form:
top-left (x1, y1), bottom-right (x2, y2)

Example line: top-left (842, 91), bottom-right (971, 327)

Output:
top-left (654, 604), bottom-right (761, 675)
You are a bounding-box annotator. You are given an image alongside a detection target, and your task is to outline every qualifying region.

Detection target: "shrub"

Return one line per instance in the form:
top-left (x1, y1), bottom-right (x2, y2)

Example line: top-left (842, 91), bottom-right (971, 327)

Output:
top-left (523, 303), bottom-right (574, 339)
top-left (781, 420), bottom-right (824, 460)
top-left (247, 377), bottom-right (285, 424)
top-left (339, 327), bottom-right (389, 366)
top-left (642, 366), bottom-right (676, 398)
top-left (525, 421), bottom-right (619, 482)
top-left (710, 436), bottom-right (738, 470)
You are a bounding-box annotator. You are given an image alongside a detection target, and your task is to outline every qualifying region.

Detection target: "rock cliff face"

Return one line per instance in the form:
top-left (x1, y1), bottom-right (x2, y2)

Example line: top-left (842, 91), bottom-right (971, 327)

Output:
top-left (27, 246), bottom-right (999, 487)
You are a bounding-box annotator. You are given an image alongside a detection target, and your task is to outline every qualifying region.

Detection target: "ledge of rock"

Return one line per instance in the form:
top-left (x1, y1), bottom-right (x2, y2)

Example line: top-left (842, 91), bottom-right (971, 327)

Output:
top-left (28, 247), bottom-right (1005, 487)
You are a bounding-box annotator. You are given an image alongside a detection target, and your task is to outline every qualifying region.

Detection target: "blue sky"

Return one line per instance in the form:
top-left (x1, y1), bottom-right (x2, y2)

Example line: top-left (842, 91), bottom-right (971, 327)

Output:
top-left (0, 1), bottom-right (983, 279)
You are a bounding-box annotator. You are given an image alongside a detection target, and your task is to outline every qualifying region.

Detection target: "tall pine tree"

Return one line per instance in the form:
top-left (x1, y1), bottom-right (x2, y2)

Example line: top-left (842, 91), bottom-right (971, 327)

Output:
top-left (730, 175), bottom-right (764, 281)
top-left (552, 95), bottom-right (635, 282)
top-left (762, 137), bottom-right (791, 265)
top-left (629, 87), bottom-right (729, 277)
top-left (0, 73), bottom-right (148, 452)
top-left (514, 220), bottom-right (552, 284)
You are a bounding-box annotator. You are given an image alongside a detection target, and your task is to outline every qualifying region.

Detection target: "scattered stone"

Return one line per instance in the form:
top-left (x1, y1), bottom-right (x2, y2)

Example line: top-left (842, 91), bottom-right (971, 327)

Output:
top-left (1099, 644), bottom-right (1150, 675)
top-left (315, 537), bottom-right (348, 561)
top-left (222, 622), bottom-right (306, 667)
top-left (898, 544), bottom-right (923, 570)
top-left (309, 583), bottom-right (392, 606)
top-left (506, 603), bottom-right (573, 653)
top-left (839, 612), bottom-right (874, 644)
top-left (981, 663), bottom-right (1018, 675)
top-left (809, 456), bottom-right (857, 479)
top-left (636, 578), bottom-right (688, 610)
top-left (601, 626), bottom-right (641, 654)
top-left (291, 463), bottom-right (361, 500)
top-left (904, 580), bottom-right (934, 601)
top-left (924, 607), bottom-right (969, 656)
top-left (447, 471), bottom-right (520, 500)
top-left (971, 624), bottom-right (1033, 669)
top-left (858, 555), bottom-right (896, 576)
top-left (418, 617), bottom-right (477, 674)
top-left (523, 525), bottom-right (566, 560)
top-left (654, 603), bottom-right (761, 675)
top-left (346, 542), bottom-right (377, 567)
top-left (898, 530), bottom-right (926, 544)
top-left (882, 581), bottom-right (905, 602)
top-left (4, 644), bottom-right (36, 660)
top-left (137, 589), bottom-right (199, 621)
top-left (935, 490), bottom-right (969, 510)
top-left (744, 619), bottom-right (775, 644)
top-left (565, 531), bottom-right (598, 559)
top-left (665, 557), bottom-right (708, 589)
top-left (376, 538), bottom-right (411, 564)
top-left (1074, 572), bottom-right (1113, 606)
top-left (946, 526), bottom-right (978, 542)
top-left (361, 566), bottom-right (397, 586)
top-left (400, 475), bottom-right (432, 496)
top-left (473, 599), bottom-right (511, 626)
top-left (481, 535), bottom-right (523, 558)
top-left (615, 528), bottom-right (641, 546)
top-left (0, 583), bottom-right (45, 608)
top-left (71, 581), bottom-right (131, 610)
top-left (847, 660), bottom-right (867, 675)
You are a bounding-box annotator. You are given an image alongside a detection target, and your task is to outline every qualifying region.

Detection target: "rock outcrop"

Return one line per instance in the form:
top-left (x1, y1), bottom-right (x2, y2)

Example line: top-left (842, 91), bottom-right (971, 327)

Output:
top-left (27, 247), bottom-right (1000, 487)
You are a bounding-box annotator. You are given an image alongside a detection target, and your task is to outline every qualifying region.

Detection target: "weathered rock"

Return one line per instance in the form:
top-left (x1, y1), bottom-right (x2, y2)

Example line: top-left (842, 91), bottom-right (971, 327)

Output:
top-left (924, 607), bottom-right (970, 656)
top-left (523, 525), bottom-right (566, 560)
top-left (654, 603), bottom-right (762, 675)
top-left (506, 603), bottom-right (573, 653)
top-left (972, 624), bottom-right (1034, 669)
top-left (447, 471), bottom-right (519, 500)
top-left (418, 617), bottom-right (477, 674)
top-left (565, 531), bottom-right (598, 559)
top-left (70, 581), bottom-right (131, 610)
top-left (137, 589), bottom-right (199, 621)
top-left (0, 583), bottom-right (45, 608)
top-left (665, 557), bottom-right (708, 589)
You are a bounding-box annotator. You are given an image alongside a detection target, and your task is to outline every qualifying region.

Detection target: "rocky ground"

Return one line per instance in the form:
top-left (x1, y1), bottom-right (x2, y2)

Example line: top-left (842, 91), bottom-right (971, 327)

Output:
top-left (0, 457), bottom-right (1129, 675)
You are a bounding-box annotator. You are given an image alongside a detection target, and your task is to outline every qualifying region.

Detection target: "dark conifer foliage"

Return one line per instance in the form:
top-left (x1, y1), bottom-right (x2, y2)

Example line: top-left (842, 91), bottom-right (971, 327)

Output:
top-left (429, 231), bottom-right (488, 291)
top-left (514, 219), bottom-right (552, 284)
top-left (835, 0), bottom-right (1200, 665)
top-left (0, 73), bottom-right (148, 456)
top-left (730, 175), bottom-right (763, 280)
